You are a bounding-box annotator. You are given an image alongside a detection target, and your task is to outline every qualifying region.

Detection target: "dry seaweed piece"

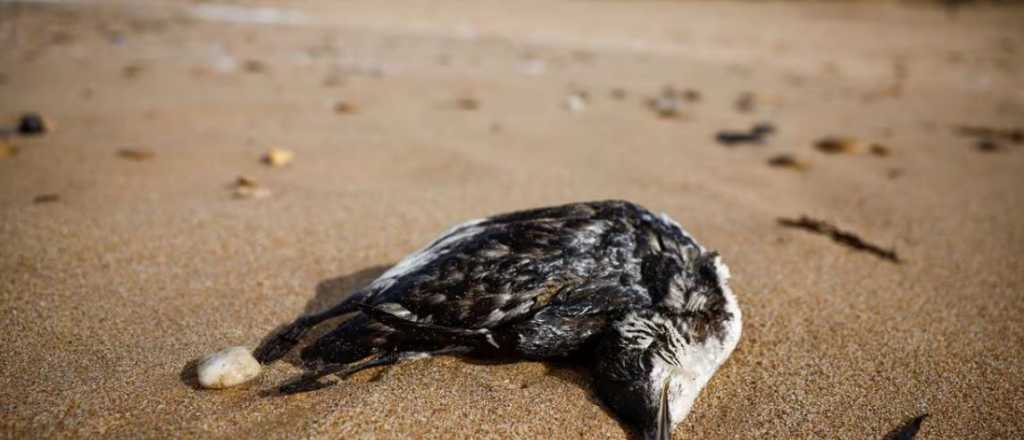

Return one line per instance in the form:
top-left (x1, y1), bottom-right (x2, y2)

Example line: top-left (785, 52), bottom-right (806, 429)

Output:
top-left (17, 113), bottom-right (46, 136)
top-left (882, 414), bottom-right (928, 440)
top-left (716, 122), bottom-right (777, 146)
top-left (778, 216), bottom-right (901, 263)
top-left (767, 154), bottom-right (809, 171)
top-left (816, 136), bottom-right (891, 156)
top-left (975, 139), bottom-right (1003, 152)
top-left (33, 194), bottom-right (60, 204)
top-left (815, 136), bottom-right (863, 154)
top-left (117, 149), bottom-right (155, 161)
top-left (954, 125), bottom-right (1023, 144)
top-left (716, 131), bottom-right (760, 145)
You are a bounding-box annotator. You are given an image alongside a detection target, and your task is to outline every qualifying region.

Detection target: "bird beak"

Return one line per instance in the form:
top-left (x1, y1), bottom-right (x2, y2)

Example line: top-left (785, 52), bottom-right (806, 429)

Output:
top-left (644, 379), bottom-right (672, 440)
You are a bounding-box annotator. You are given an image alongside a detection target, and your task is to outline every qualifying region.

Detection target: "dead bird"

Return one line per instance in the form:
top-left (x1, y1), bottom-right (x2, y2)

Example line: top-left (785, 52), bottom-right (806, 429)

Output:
top-left (239, 200), bottom-right (742, 439)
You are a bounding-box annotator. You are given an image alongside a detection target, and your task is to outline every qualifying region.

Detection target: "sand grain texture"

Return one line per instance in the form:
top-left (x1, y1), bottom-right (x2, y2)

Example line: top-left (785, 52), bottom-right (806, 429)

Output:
top-left (1, 1), bottom-right (1022, 438)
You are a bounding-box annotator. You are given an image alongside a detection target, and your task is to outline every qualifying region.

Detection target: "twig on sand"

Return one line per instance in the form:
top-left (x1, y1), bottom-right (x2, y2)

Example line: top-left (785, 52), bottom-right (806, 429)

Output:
top-left (777, 216), bottom-right (901, 263)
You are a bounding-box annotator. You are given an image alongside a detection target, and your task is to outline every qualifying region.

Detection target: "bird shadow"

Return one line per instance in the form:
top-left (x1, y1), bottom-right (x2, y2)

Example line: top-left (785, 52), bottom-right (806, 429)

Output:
top-left (179, 358), bottom-right (202, 391)
top-left (204, 264), bottom-right (635, 436)
top-left (459, 355), bottom-right (635, 437)
top-left (179, 265), bottom-right (390, 390)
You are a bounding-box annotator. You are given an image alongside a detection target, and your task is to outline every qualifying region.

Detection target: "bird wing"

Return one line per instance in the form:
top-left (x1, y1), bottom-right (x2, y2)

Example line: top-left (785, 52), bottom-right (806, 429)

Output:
top-left (370, 201), bottom-right (656, 330)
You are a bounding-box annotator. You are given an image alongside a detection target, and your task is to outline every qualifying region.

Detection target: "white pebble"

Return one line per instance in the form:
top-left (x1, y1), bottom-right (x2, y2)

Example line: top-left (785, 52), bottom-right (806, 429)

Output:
top-left (565, 93), bottom-right (587, 113)
top-left (197, 346), bottom-right (261, 389)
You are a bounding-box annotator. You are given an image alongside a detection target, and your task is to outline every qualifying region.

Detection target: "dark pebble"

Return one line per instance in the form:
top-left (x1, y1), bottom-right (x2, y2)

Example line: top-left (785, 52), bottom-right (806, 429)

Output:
top-left (17, 113), bottom-right (46, 136)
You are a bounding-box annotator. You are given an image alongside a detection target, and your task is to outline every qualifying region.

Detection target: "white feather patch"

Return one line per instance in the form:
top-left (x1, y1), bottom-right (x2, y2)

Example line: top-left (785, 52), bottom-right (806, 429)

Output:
top-left (369, 218), bottom-right (484, 293)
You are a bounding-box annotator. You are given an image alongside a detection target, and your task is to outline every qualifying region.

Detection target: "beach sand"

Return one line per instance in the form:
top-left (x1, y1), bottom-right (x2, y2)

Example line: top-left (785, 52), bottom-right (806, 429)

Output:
top-left (1, 1), bottom-right (1022, 438)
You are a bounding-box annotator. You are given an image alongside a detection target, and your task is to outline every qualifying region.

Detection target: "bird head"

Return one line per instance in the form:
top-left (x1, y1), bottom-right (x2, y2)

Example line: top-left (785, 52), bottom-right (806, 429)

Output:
top-left (592, 252), bottom-right (741, 440)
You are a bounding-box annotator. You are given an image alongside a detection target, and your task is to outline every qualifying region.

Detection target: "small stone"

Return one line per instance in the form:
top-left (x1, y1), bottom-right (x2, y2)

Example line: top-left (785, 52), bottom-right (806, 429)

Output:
top-left (0, 142), bottom-right (17, 159)
top-left (197, 346), bottom-right (261, 389)
top-left (262, 148), bottom-right (294, 167)
top-left (565, 93), bottom-right (587, 112)
top-left (17, 113), bottom-right (47, 136)
top-left (648, 86), bottom-right (681, 118)
top-left (232, 176), bottom-right (271, 199)
top-left (649, 95), bottom-right (679, 118)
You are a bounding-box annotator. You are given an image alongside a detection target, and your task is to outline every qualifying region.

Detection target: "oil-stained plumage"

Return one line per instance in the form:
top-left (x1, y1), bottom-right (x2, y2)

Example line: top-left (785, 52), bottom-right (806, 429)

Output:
top-left (255, 200), bottom-right (742, 440)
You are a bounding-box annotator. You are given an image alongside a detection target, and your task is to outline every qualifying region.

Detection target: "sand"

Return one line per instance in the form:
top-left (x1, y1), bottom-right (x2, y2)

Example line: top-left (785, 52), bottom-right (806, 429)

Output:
top-left (1, 1), bottom-right (1023, 438)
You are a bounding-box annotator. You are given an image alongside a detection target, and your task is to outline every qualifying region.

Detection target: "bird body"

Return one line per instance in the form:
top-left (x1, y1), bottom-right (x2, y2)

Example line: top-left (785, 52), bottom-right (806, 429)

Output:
top-left (255, 200), bottom-right (741, 439)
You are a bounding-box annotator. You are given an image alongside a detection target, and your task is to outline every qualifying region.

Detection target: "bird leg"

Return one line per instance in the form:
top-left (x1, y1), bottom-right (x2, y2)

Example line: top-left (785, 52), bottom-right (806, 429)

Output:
top-left (276, 346), bottom-right (471, 395)
top-left (253, 292), bottom-right (368, 364)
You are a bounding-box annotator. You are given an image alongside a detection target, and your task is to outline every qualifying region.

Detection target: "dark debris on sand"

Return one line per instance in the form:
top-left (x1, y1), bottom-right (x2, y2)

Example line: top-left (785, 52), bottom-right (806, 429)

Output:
top-left (734, 91), bottom-right (756, 113)
top-left (716, 122), bottom-right (776, 146)
top-left (17, 113), bottom-right (47, 136)
top-left (778, 215), bottom-right (901, 263)
top-left (456, 97), bottom-right (480, 111)
top-left (954, 125), bottom-right (1022, 153)
top-left (647, 86), bottom-right (698, 119)
top-left (767, 154), bottom-right (809, 171)
top-left (33, 194), bottom-right (60, 204)
top-left (117, 149), bottom-right (155, 161)
top-left (954, 125), bottom-right (1023, 144)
